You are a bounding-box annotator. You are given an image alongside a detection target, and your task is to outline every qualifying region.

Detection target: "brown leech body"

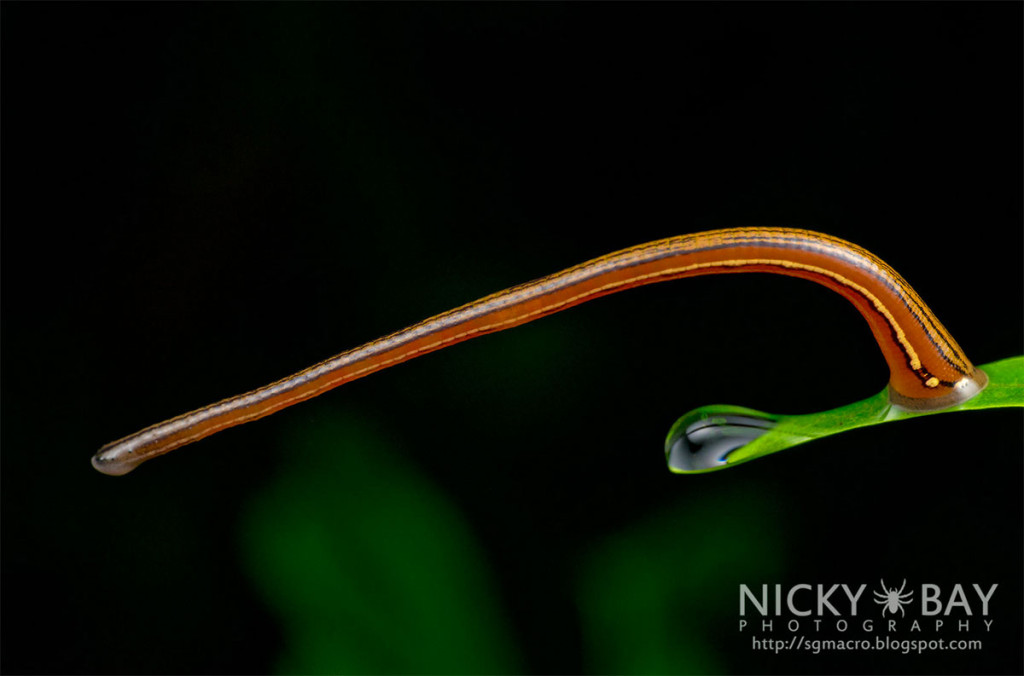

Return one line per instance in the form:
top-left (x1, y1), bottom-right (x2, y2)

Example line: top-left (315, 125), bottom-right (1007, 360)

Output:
top-left (92, 228), bottom-right (986, 476)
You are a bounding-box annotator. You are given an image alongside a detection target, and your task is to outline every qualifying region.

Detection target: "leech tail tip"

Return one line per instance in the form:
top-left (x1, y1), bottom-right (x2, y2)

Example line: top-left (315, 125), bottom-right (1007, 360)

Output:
top-left (888, 367), bottom-right (989, 412)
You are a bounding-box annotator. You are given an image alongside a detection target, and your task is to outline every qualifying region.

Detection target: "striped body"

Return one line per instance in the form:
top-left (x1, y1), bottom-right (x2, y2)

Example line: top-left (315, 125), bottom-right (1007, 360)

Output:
top-left (92, 228), bottom-right (985, 476)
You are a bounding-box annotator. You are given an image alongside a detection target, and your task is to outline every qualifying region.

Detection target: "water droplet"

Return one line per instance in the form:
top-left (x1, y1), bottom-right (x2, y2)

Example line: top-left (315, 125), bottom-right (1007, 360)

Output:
top-left (665, 409), bottom-right (778, 472)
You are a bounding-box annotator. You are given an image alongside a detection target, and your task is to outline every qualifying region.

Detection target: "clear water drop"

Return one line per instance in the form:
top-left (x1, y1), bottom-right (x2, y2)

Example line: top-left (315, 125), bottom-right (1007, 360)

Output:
top-left (666, 410), bottom-right (778, 472)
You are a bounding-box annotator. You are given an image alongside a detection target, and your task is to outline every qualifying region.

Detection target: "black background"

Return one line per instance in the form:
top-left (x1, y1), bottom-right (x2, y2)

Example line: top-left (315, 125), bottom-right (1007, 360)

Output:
top-left (2, 3), bottom-right (1021, 674)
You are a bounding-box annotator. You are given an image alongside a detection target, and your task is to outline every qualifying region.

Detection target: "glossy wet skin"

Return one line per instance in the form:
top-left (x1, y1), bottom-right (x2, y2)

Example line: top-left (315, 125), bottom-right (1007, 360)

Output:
top-left (93, 228), bottom-right (986, 476)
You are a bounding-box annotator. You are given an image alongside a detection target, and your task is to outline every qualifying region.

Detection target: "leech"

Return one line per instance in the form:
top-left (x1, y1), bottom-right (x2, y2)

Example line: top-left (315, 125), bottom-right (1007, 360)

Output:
top-left (93, 228), bottom-right (987, 476)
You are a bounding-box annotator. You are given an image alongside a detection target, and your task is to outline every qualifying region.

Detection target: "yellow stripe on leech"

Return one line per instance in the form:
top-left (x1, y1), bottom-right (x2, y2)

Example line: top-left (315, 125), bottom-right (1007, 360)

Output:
top-left (604, 229), bottom-right (963, 376)
top-left (774, 232), bottom-right (971, 375)
top-left (716, 257), bottom-right (923, 372)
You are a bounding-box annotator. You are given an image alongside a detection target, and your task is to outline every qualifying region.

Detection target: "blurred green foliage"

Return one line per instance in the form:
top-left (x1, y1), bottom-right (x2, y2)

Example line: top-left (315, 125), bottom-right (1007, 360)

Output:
top-left (241, 415), bottom-right (521, 674)
top-left (575, 490), bottom-right (785, 675)
top-left (242, 414), bottom-right (785, 674)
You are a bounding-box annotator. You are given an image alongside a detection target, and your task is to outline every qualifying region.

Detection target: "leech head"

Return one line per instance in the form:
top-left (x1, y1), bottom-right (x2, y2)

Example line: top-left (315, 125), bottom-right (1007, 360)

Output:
top-left (91, 439), bottom-right (145, 476)
top-left (888, 367), bottom-right (989, 413)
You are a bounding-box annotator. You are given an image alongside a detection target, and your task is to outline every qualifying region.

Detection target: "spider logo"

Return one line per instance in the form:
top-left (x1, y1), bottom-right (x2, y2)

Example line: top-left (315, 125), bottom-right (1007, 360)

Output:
top-left (874, 579), bottom-right (914, 617)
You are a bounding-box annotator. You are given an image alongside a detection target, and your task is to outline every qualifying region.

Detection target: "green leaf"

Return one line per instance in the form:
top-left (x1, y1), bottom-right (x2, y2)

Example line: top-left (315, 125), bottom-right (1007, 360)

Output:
top-left (666, 356), bottom-right (1024, 474)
